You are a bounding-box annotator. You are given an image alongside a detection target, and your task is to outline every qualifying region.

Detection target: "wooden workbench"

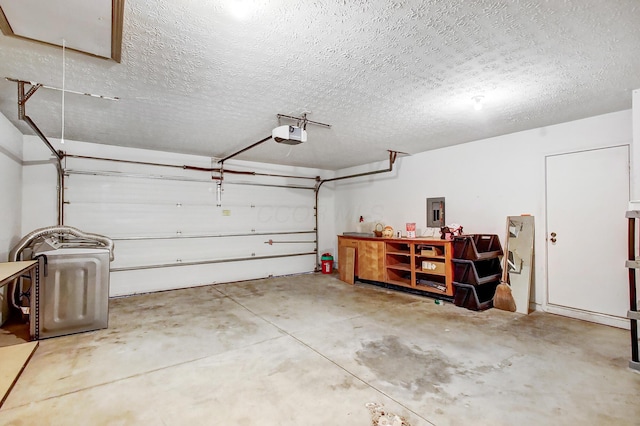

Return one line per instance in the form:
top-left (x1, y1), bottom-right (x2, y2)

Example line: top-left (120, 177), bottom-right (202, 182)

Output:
top-left (337, 235), bottom-right (454, 297)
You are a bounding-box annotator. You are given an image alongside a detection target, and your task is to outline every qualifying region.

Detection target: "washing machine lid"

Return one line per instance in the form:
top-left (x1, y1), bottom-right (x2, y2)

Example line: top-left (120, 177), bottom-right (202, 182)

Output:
top-left (33, 247), bottom-right (110, 256)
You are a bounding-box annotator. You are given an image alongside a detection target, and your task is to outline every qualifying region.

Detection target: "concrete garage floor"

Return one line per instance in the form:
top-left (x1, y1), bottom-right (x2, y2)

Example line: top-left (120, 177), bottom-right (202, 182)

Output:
top-left (1, 273), bottom-right (640, 425)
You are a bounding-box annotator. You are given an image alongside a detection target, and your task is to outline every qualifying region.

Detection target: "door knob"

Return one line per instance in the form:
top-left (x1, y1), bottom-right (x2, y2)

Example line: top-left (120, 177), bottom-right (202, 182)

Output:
top-left (550, 232), bottom-right (557, 243)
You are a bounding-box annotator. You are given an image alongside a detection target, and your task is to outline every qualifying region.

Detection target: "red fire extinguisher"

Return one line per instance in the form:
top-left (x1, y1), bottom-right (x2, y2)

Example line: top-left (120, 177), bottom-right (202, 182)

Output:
top-left (321, 253), bottom-right (334, 274)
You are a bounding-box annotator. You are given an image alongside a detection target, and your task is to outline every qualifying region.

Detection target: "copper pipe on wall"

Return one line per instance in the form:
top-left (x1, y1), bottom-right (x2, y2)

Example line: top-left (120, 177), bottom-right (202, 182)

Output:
top-left (313, 150), bottom-right (401, 270)
top-left (320, 150), bottom-right (399, 185)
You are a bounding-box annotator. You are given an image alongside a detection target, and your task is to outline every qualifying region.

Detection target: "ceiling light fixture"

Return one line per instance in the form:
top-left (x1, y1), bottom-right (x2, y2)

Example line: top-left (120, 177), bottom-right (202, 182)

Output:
top-left (229, 0), bottom-right (252, 20)
top-left (472, 96), bottom-right (484, 111)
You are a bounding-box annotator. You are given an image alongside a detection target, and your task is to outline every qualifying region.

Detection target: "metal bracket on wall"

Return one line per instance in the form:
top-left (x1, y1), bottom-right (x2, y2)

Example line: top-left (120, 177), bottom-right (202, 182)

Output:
top-left (12, 79), bottom-right (62, 160)
top-left (276, 113), bottom-right (331, 130)
top-left (9, 77), bottom-right (65, 225)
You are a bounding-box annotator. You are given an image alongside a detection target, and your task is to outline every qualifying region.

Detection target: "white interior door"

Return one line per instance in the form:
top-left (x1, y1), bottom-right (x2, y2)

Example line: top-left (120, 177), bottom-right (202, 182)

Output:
top-left (546, 145), bottom-right (629, 323)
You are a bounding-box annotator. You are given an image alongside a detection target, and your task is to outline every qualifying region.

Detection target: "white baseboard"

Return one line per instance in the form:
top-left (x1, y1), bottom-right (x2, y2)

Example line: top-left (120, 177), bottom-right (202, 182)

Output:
top-left (544, 304), bottom-right (630, 329)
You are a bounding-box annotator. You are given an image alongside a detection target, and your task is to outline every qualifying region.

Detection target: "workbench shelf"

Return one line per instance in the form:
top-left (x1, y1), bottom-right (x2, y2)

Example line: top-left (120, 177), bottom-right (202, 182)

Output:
top-left (416, 277), bottom-right (448, 294)
top-left (385, 242), bottom-right (411, 256)
top-left (386, 263), bottom-right (412, 271)
top-left (337, 236), bottom-right (454, 298)
top-left (384, 238), bottom-right (453, 297)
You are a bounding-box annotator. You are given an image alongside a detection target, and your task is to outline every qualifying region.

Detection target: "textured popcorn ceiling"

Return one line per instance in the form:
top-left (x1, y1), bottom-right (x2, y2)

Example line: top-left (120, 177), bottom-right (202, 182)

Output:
top-left (1, 0), bottom-right (639, 170)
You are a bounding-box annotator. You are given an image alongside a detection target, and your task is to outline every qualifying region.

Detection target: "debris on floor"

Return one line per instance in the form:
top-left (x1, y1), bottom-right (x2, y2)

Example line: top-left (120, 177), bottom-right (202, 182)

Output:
top-left (366, 402), bottom-right (410, 426)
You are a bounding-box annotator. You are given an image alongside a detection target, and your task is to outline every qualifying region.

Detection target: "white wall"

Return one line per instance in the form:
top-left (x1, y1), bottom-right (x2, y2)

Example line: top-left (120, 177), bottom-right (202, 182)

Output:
top-left (21, 136), bottom-right (336, 296)
top-left (0, 114), bottom-right (23, 259)
top-left (333, 110), bottom-right (633, 308)
top-left (0, 112), bottom-right (24, 323)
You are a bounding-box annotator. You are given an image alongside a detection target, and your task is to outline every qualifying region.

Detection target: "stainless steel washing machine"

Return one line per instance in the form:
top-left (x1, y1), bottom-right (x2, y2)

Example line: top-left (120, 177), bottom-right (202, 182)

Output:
top-left (31, 242), bottom-right (110, 339)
